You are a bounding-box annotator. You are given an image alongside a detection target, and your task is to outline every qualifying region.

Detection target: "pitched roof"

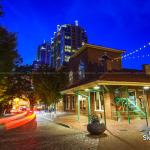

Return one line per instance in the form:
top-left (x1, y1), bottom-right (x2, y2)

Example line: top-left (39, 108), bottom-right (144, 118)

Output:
top-left (70, 44), bottom-right (125, 59)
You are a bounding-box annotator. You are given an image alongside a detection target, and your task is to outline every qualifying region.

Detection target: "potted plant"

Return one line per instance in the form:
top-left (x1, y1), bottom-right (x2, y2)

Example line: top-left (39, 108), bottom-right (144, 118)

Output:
top-left (87, 114), bottom-right (106, 135)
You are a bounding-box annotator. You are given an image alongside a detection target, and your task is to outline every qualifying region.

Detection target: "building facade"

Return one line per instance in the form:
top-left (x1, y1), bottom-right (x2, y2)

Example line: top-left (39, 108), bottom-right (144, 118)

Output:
top-left (59, 44), bottom-right (150, 124)
top-left (51, 21), bottom-right (88, 69)
top-left (37, 42), bottom-right (51, 65)
top-left (33, 41), bottom-right (51, 69)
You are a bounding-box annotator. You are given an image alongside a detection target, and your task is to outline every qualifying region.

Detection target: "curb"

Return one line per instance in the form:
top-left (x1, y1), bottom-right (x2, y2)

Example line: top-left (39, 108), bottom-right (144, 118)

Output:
top-left (56, 122), bottom-right (70, 128)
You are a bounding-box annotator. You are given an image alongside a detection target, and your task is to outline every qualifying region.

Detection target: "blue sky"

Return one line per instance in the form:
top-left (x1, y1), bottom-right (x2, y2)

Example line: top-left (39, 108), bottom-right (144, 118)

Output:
top-left (1, 0), bottom-right (150, 69)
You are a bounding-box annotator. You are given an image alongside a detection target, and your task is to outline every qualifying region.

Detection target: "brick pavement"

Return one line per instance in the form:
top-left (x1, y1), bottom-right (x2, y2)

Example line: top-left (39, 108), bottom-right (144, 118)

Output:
top-left (53, 112), bottom-right (150, 150)
top-left (39, 112), bottom-right (150, 150)
top-left (53, 113), bottom-right (150, 132)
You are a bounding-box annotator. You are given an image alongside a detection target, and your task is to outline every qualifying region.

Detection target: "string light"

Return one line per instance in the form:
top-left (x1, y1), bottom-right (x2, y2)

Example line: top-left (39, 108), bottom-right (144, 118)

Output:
top-left (112, 42), bottom-right (150, 62)
top-left (120, 54), bottom-right (150, 60)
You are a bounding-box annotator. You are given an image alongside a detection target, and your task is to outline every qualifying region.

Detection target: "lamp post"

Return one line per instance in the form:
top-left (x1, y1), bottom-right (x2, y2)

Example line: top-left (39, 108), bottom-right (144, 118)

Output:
top-left (143, 86), bottom-right (149, 127)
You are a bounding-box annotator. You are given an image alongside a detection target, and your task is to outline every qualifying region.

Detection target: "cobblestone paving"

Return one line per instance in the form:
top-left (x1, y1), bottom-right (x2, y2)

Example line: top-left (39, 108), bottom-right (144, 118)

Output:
top-left (0, 113), bottom-right (150, 150)
top-left (0, 114), bottom-right (99, 150)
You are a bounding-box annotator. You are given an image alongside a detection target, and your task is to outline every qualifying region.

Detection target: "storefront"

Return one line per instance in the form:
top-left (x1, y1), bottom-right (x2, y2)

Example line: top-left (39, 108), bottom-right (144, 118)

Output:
top-left (59, 44), bottom-right (150, 124)
top-left (61, 81), bottom-right (150, 125)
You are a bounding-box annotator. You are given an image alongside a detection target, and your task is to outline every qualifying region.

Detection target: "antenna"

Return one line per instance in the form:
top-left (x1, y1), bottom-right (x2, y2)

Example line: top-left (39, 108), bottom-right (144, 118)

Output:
top-left (75, 20), bottom-right (78, 26)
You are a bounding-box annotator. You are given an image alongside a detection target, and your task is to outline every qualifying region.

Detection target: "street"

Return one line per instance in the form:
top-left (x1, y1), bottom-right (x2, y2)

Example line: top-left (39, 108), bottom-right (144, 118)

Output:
top-left (0, 112), bottom-right (99, 150)
top-left (0, 112), bottom-right (150, 150)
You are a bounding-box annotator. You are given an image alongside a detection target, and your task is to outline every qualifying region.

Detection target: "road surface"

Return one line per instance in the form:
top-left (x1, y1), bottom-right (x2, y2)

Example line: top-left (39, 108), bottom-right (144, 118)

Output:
top-left (0, 112), bottom-right (150, 150)
top-left (0, 112), bottom-right (98, 150)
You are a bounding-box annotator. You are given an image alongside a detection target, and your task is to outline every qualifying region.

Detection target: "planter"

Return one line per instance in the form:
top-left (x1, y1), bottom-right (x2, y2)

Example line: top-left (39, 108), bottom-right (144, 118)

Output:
top-left (87, 122), bottom-right (106, 135)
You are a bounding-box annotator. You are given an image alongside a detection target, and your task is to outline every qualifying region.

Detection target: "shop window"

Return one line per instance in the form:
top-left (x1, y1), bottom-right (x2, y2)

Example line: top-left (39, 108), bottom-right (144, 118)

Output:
top-left (66, 96), bottom-right (70, 110)
top-left (80, 100), bottom-right (86, 110)
top-left (128, 90), bottom-right (137, 109)
top-left (79, 95), bottom-right (86, 110)
top-left (72, 96), bottom-right (75, 110)
top-left (94, 92), bottom-right (104, 111)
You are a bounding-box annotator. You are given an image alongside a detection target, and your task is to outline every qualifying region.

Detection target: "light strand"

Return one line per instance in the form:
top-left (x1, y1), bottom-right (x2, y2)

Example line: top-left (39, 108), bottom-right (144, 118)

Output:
top-left (112, 42), bottom-right (150, 62)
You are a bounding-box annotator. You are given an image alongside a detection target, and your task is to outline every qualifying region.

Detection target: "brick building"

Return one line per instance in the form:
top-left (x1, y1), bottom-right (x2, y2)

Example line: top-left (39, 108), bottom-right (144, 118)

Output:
top-left (58, 44), bottom-right (150, 123)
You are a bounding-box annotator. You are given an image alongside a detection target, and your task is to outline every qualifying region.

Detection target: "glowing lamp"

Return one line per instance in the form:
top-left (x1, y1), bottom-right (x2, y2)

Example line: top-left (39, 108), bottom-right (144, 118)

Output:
top-left (85, 89), bottom-right (89, 92)
top-left (94, 86), bottom-right (100, 90)
top-left (143, 86), bottom-right (150, 90)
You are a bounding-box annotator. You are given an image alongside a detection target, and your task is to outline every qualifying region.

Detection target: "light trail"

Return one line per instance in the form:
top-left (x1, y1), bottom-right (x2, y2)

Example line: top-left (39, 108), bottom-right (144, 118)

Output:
top-left (0, 112), bottom-right (27, 125)
top-left (5, 112), bottom-right (36, 130)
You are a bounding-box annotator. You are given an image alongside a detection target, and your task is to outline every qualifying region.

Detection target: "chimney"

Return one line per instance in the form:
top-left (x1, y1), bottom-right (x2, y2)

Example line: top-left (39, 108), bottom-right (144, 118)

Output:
top-left (143, 64), bottom-right (150, 75)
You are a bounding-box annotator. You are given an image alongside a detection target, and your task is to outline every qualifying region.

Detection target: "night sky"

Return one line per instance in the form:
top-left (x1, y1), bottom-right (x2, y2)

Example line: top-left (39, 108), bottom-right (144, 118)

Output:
top-left (1, 0), bottom-right (150, 69)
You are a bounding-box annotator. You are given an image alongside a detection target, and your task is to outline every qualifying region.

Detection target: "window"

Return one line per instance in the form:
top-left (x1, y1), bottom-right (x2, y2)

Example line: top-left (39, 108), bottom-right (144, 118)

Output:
top-left (128, 90), bottom-right (137, 109)
top-left (65, 56), bottom-right (70, 62)
top-left (69, 71), bottom-right (73, 84)
top-left (65, 45), bottom-right (71, 52)
top-left (72, 96), bottom-right (75, 110)
top-left (94, 92), bottom-right (104, 111)
top-left (72, 49), bottom-right (77, 53)
top-left (65, 36), bottom-right (71, 39)
top-left (78, 61), bottom-right (85, 80)
top-left (65, 49), bottom-right (71, 52)
top-left (65, 39), bottom-right (71, 45)
top-left (66, 96), bottom-right (70, 110)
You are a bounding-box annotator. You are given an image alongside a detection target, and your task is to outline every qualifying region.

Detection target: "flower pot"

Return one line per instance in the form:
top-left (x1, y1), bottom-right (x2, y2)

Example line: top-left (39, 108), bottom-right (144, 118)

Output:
top-left (87, 122), bottom-right (106, 135)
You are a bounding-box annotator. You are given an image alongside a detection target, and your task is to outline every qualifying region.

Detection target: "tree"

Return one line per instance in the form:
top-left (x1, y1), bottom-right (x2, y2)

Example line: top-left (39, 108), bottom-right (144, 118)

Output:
top-left (0, 65), bottom-right (35, 110)
top-left (0, 27), bottom-right (21, 72)
top-left (0, 1), bottom-right (22, 114)
top-left (33, 66), bottom-right (68, 110)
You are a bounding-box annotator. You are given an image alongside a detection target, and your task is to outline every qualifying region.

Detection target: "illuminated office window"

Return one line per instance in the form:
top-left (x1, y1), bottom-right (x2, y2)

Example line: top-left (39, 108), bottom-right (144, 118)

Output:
top-left (65, 56), bottom-right (70, 62)
top-left (65, 36), bottom-right (71, 39)
top-left (65, 49), bottom-right (71, 52)
top-left (72, 49), bottom-right (77, 53)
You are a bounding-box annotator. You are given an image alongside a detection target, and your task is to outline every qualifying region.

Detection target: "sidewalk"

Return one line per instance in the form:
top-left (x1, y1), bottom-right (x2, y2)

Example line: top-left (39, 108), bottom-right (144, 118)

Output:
top-left (54, 112), bottom-right (150, 132)
top-left (55, 114), bottom-right (88, 132)
top-left (40, 111), bottom-right (150, 133)
top-left (41, 112), bottom-right (150, 150)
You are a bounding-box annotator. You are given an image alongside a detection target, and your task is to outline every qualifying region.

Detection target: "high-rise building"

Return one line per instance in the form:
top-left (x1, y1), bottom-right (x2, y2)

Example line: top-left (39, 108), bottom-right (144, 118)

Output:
top-left (51, 21), bottom-right (88, 69)
top-left (33, 41), bottom-right (51, 70)
top-left (37, 41), bottom-right (51, 65)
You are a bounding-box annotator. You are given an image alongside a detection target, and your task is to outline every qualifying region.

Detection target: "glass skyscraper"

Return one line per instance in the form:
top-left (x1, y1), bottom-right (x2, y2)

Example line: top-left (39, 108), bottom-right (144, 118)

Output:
top-left (33, 41), bottom-right (51, 70)
top-left (33, 21), bottom-right (88, 70)
top-left (51, 21), bottom-right (88, 69)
